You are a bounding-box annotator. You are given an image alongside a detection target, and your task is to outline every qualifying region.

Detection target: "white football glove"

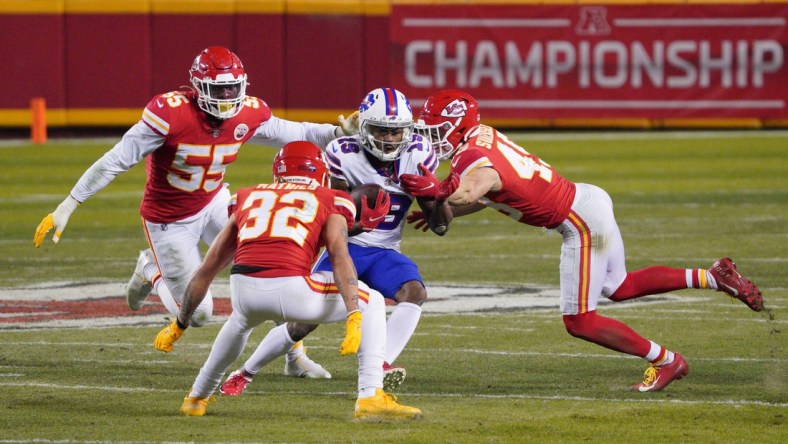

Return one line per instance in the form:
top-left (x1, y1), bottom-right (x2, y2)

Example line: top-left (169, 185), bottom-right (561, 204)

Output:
top-left (33, 195), bottom-right (79, 247)
top-left (337, 111), bottom-right (360, 136)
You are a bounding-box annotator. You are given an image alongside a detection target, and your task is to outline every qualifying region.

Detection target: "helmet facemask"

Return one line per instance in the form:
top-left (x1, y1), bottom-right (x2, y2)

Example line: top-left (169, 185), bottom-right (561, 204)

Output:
top-left (415, 90), bottom-right (481, 161)
top-left (191, 73), bottom-right (247, 120)
top-left (357, 87), bottom-right (414, 162)
top-left (359, 120), bottom-right (413, 162)
top-left (414, 118), bottom-right (459, 161)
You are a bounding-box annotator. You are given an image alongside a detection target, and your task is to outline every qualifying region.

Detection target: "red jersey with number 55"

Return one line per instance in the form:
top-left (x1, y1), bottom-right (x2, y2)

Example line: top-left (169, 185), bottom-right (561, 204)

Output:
top-left (233, 183), bottom-right (355, 277)
top-left (450, 124), bottom-right (576, 228)
top-left (139, 90), bottom-right (272, 223)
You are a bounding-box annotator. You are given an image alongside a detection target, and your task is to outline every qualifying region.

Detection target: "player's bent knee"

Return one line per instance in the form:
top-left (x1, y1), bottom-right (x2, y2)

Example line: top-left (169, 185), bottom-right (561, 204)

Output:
top-left (396, 281), bottom-right (427, 306)
top-left (287, 322), bottom-right (319, 341)
top-left (562, 312), bottom-right (596, 339)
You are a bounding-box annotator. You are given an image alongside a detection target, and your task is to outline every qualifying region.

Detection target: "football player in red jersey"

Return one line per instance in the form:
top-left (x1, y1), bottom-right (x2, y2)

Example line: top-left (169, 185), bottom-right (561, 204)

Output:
top-left (402, 89), bottom-right (764, 392)
top-left (152, 141), bottom-right (421, 419)
top-left (33, 46), bottom-right (356, 376)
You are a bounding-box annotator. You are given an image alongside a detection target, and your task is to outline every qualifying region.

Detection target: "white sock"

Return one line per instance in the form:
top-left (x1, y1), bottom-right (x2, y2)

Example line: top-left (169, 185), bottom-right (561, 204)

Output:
top-left (384, 302), bottom-right (422, 364)
top-left (358, 290), bottom-right (386, 396)
top-left (243, 323), bottom-right (295, 375)
top-left (705, 270), bottom-right (718, 290)
top-left (286, 340), bottom-right (304, 362)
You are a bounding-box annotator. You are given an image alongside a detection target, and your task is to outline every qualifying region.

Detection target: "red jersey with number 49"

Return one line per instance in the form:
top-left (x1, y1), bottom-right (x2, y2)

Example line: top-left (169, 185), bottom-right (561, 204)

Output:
top-left (139, 90), bottom-right (272, 223)
top-left (450, 125), bottom-right (576, 228)
top-left (233, 183), bottom-right (355, 278)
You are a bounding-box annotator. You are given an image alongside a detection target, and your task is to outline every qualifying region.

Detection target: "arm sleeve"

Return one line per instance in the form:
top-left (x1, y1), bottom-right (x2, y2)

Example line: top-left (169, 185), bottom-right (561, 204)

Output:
top-left (69, 121), bottom-right (163, 203)
top-left (249, 115), bottom-right (339, 149)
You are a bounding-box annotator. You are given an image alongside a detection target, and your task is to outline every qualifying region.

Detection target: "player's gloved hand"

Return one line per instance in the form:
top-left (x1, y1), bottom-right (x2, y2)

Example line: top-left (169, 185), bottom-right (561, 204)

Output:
top-left (400, 163), bottom-right (460, 202)
top-left (337, 110), bottom-right (360, 136)
top-left (359, 189), bottom-right (390, 232)
top-left (33, 195), bottom-right (80, 247)
top-left (339, 310), bottom-right (363, 355)
top-left (406, 211), bottom-right (430, 232)
top-left (154, 319), bottom-right (186, 353)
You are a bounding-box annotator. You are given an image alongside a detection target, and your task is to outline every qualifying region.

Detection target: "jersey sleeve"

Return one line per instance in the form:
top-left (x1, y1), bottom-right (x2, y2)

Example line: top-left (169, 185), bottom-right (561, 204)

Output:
top-left (250, 114), bottom-right (339, 149)
top-left (323, 138), bottom-right (353, 181)
top-left (413, 135), bottom-right (439, 173)
top-left (450, 149), bottom-right (493, 179)
top-left (141, 94), bottom-right (175, 136)
top-left (332, 190), bottom-right (356, 231)
top-left (69, 121), bottom-right (163, 203)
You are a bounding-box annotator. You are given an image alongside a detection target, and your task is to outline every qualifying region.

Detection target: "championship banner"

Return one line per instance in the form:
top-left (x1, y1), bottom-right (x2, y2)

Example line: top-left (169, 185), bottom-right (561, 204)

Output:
top-left (391, 3), bottom-right (787, 120)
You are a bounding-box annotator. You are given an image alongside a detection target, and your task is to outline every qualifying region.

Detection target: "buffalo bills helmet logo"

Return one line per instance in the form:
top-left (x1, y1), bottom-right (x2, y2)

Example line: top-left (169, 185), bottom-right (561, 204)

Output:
top-left (359, 92), bottom-right (376, 113)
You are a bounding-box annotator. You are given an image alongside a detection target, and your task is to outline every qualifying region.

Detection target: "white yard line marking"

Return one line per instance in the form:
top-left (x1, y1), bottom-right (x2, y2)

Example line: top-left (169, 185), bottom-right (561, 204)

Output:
top-left (0, 381), bottom-right (783, 408)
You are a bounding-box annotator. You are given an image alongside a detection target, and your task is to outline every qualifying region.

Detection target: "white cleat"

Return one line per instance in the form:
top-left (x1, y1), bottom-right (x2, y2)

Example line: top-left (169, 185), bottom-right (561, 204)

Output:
top-left (126, 249), bottom-right (154, 310)
top-left (284, 343), bottom-right (332, 379)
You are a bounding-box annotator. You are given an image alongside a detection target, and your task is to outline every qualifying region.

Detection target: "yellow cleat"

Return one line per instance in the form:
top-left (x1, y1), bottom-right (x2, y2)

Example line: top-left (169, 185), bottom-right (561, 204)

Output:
top-left (354, 388), bottom-right (422, 420)
top-left (180, 393), bottom-right (215, 416)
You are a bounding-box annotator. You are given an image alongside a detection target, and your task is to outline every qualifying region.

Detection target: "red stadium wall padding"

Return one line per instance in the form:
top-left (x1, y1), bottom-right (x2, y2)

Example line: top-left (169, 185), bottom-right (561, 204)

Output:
top-left (0, 0), bottom-right (785, 129)
top-left (236, 13), bottom-right (286, 109)
top-left (1, 14), bottom-right (66, 109)
top-left (362, 15), bottom-right (392, 94)
top-left (64, 14), bottom-right (152, 109)
top-left (150, 14), bottom-right (236, 98)
top-left (284, 13), bottom-right (365, 111)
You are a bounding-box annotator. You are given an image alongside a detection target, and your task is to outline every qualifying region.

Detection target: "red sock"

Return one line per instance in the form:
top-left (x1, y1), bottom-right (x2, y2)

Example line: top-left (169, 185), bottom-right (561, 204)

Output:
top-left (610, 266), bottom-right (693, 301)
top-left (562, 311), bottom-right (651, 357)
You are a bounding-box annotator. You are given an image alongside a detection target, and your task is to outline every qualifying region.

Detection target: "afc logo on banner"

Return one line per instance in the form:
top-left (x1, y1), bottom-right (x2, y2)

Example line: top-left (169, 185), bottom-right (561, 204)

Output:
top-left (576, 6), bottom-right (611, 36)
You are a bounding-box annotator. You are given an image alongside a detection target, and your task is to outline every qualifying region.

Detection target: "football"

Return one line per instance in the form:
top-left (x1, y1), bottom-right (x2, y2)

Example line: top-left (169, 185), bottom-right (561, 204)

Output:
top-left (349, 184), bottom-right (387, 220)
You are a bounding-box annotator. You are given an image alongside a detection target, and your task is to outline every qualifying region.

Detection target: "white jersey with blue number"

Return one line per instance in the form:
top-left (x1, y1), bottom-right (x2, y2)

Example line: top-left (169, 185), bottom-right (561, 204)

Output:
top-left (324, 133), bottom-right (438, 251)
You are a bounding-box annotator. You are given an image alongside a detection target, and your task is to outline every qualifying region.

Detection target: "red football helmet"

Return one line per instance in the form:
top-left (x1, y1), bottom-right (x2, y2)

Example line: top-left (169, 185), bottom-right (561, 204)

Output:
top-left (415, 89), bottom-right (480, 160)
top-left (271, 141), bottom-right (329, 187)
top-left (189, 46), bottom-right (247, 120)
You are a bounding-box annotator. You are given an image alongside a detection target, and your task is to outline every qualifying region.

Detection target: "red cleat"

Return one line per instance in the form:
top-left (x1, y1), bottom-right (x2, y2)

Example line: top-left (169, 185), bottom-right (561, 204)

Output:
top-left (220, 370), bottom-right (252, 396)
top-left (710, 258), bottom-right (764, 312)
top-left (632, 353), bottom-right (689, 392)
top-left (383, 362), bottom-right (407, 392)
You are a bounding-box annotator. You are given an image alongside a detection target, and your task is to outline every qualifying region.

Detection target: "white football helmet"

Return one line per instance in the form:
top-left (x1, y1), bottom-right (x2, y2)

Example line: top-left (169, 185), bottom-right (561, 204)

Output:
top-left (357, 87), bottom-right (413, 162)
top-left (189, 46), bottom-right (247, 120)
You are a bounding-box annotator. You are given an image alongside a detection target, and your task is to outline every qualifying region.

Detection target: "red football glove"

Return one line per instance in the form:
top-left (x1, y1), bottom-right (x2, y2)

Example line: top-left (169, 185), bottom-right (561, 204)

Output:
top-left (359, 189), bottom-right (391, 232)
top-left (406, 211), bottom-right (430, 232)
top-left (400, 163), bottom-right (460, 202)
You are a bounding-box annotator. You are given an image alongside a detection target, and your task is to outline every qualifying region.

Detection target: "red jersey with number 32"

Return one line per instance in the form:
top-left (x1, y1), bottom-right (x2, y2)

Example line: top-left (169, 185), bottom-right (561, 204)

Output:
top-left (450, 125), bottom-right (576, 228)
top-left (139, 90), bottom-right (272, 223)
top-left (233, 183), bottom-right (355, 277)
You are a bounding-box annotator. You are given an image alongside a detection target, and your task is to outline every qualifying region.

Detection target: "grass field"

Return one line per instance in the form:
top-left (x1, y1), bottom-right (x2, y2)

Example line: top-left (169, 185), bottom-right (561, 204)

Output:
top-left (0, 131), bottom-right (785, 443)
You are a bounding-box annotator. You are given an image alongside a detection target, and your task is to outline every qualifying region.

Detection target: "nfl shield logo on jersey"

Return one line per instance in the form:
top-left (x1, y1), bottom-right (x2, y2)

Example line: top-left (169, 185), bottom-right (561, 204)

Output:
top-left (234, 124), bottom-right (250, 140)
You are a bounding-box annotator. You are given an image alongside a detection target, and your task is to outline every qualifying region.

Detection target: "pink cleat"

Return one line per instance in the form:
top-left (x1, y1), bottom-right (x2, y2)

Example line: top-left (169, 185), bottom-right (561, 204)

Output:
top-left (220, 370), bottom-right (252, 396)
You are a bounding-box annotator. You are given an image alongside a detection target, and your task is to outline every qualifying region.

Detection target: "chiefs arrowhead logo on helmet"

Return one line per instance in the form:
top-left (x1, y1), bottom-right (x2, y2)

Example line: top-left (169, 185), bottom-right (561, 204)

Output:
top-left (441, 99), bottom-right (468, 118)
top-left (415, 90), bottom-right (480, 161)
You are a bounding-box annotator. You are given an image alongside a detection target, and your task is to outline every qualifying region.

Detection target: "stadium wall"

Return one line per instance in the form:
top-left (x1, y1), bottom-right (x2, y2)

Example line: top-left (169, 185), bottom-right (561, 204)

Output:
top-left (0, 0), bottom-right (785, 130)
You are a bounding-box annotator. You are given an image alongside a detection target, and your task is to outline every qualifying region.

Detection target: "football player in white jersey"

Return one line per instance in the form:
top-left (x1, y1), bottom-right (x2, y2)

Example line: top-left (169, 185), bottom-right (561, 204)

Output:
top-left (32, 46), bottom-right (358, 378)
top-left (217, 87), bottom-right (456, 396)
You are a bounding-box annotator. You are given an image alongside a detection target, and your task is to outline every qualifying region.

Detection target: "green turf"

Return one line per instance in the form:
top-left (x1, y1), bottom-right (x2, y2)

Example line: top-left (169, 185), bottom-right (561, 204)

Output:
top-left (0, 131), bottom-right (785, 442)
